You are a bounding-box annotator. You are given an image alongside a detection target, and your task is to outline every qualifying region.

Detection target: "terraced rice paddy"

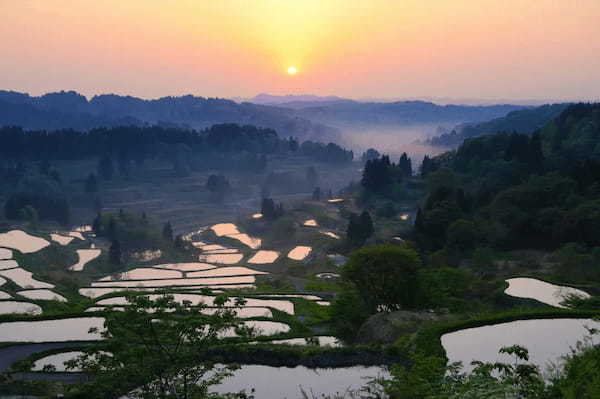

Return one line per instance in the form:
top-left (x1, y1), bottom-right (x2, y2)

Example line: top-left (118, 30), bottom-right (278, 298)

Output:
top-left (0, 260), bottom-right (18, 270)
top-left (68, 231), bottom-right (86, 240)
top-left (287, 246), bottom-right (312, 261)
top-left (17, 289), bottom-right (67, 302)
top-left (504, 278), bottom-right (590, 308)
top-left (199, 253), bottom-right (244, 264)
top-left (442, 318), bottom-right (600, 373)
top-left (247, 250), bottom-right (279, 264)
top-left (316, 273), bottom-right (340, 279)
top-left (91, 275), bottom-right (256, 288)
top-left (320, 231), bottom-right (340, 239)
top-left (254, 336), bottom-right (340, 347)
top-left (50, 233), bottom-right (74, 246)
top-left (0, 230), bottom-right (50, 253)
top-left (0, 301), bottom-right (42, 315)
top-left (99, 268), bottom-right (183, 281)
top-left (95, 294), bottom-right (296, 314)
top-left (226, 233), bottom-right (261, 249)
top-left (186, 266), bottom-right (267, 278)
top-left (33, 351), bottom-right (87, 372)
top-left (211, 223), bottom-right (240, 236)
top-left (0, 317), bottom-right (105, 342)
top-left (0, 248), bottom-right (12, 259)
top-left (69, 249), bottom-right (102, 271)
top-left (0, 268), bottom-right (54, 289)
top-left (155, 263), bottom-right (217, 271)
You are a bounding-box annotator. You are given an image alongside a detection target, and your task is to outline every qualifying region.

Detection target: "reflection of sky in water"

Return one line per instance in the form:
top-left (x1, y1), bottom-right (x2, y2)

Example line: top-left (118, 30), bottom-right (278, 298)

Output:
top-left (443, 318), bottom-right (600, 374)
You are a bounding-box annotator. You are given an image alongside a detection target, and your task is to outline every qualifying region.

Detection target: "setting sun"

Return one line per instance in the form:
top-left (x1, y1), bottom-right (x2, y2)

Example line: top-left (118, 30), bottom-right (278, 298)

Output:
top-left (287, 66), bottom-right (298, 76)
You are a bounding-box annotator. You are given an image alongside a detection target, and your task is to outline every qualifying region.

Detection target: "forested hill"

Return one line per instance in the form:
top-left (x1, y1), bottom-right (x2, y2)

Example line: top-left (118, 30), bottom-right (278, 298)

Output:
top-left (427, 103), bottom-right (569, 148)
top-left (0, 90), bottom-right (340, 142)
top-left (416, 103), bottom-right (600, 260)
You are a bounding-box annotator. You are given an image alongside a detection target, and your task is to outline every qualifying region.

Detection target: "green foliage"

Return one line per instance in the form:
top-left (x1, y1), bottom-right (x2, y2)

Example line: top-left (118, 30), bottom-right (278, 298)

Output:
top-left (342, 245), bottom-right (421, 313)
top-left (418, 104), bottom-right (600, 257)
top-left (94, 210), bottom-right (165, 251)
top-left (67, 294), bottom-right (254, 399)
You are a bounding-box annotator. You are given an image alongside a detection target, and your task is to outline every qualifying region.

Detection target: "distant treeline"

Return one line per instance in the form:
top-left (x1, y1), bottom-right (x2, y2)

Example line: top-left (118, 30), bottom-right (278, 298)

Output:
top-left (0, 123), bottom-right (353, 165)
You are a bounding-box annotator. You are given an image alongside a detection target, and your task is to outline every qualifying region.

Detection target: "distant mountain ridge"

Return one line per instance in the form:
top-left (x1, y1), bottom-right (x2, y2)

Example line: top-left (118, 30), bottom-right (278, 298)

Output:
top-left (0, 90), bottom-right (341, 142)
top-left (427, 103), bottom-right (570, 148)
top-left (249, 93), bottom-right (348, 105)
top-left (0, 90), bottom-right (529, 144)
top-left (290, 100), bottom-right (526, 129)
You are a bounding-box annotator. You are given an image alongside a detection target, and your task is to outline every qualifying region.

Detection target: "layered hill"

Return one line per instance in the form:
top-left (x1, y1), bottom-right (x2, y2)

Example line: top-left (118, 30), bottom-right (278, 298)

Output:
top-left (0, 90), bottom-right (340, 142)
top-left (428, 103), bottom-right (569, 148)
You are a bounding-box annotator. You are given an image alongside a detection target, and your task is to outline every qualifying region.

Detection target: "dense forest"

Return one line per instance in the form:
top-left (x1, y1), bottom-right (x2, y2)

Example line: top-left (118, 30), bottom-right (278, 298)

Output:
top-left (415, 104), bottom-right (600, 249)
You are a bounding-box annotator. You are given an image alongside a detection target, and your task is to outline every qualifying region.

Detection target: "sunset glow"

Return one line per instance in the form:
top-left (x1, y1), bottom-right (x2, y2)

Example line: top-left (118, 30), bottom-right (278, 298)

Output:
top-left (0, 0), bottom-right (599, 100)
top-left (287, 66), bottom-right (298, 76)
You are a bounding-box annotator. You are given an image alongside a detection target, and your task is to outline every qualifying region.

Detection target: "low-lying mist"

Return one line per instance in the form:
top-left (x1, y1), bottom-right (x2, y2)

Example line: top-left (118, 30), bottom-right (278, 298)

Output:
top-left (337, 124), bottom-right (449, 165)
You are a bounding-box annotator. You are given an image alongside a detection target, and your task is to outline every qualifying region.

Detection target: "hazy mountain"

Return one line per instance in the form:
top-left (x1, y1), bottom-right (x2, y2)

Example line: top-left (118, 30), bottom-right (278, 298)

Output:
top-left (427, 103), bottom-right (570, 148)
top-left (0, 90), bottom-right (340, 142)
top-left (290, 100), bottom-right (526, 130)
top-left (249, 93), bottom-right (348, 105)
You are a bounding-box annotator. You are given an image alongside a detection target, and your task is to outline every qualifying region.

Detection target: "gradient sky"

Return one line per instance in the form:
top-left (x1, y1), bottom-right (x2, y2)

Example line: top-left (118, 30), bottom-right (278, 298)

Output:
top-left (1, 0), bottom-right (599, 101)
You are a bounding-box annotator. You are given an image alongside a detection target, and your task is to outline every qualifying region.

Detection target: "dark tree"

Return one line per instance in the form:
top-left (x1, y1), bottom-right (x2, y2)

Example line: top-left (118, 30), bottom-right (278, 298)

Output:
top-left (312, 187), bottom-right (322, 201)
top-left (398, 153), bottom-right (412, 178)
top-left (361, 156), bottom-right (392, 192)
top-left (361, 148), bottom-right (381, 164)
top-left (109, 239), bottom-right (122, 265)
top-left (162, 221), bottom-right (174, 242)
top-left (347, 211), bottom-right (374, 246)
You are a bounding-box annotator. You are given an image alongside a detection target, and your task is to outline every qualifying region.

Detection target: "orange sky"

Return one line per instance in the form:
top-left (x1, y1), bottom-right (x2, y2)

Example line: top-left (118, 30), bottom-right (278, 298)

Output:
top-left (1, 0), bottom-right (599, 101)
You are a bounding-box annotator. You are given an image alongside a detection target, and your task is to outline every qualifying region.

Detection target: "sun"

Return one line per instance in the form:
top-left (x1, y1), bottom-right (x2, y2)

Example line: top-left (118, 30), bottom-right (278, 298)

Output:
top-left (287, 66), bottom-right (298, 75)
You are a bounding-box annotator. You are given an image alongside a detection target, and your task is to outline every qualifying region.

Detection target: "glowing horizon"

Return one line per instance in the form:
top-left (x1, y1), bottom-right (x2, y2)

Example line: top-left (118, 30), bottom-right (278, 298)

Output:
top-left (1, 0), bottom-right (599, 102)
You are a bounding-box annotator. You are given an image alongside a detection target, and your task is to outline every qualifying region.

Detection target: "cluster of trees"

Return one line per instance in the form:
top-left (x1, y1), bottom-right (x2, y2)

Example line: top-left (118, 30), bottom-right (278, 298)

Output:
top-left (361, 153), bottom-right (413, 196)
top-left (4, 175), bottom-right (70, 226)
top-left (260, 198), bottom-right (284, 220)
top-left (92, 210), bottom-right (165, 255)
top-left (299, 140), bottom-right (353, 164)
top-left (331, 244), bottom-right (491, 340)
top-left (415, 104), bottom-right (600, 261)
